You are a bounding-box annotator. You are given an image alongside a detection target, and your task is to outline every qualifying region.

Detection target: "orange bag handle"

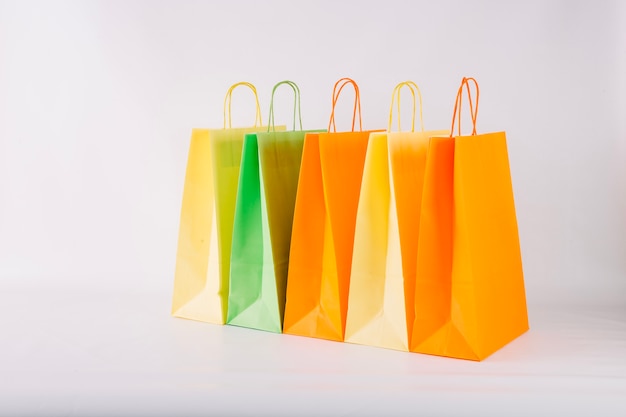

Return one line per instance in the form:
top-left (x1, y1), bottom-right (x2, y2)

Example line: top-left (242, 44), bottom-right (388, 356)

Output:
top-left (328, 78), bottom-right (362, 133)
top-left (450, 77), bottom-right (479, 137)
top-left (388, 81), bottom-right (424, 132)
top-left (223, 82), bottom-right (263, 129)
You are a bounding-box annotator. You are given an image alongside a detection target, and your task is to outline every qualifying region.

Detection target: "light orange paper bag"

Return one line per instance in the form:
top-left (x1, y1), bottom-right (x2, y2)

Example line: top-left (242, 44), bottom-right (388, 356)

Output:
top-left (345, 81), bottom-right (447, 351)
top-left (283, 78), bottom-right (383, 341)
top-left (411, 78), bottom-right (529, 360)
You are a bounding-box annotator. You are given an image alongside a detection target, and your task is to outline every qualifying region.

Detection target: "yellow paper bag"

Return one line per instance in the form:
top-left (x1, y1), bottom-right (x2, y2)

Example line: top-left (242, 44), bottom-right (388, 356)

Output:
top-left (345, 82), bottom-right (447, 351)
top-left (172, 82), bottom-right (284, 324)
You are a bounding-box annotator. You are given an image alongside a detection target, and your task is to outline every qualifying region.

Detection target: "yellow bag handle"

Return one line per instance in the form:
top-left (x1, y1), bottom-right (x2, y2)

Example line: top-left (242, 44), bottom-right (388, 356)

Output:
top-left (328, 78), bottom-right (362, 133)
top-left (223, 82), bottom-right (263, 129)
top-left (388, 81), bottom-right (424, 133)
top-left (450, 77), bottom-right (479, 137)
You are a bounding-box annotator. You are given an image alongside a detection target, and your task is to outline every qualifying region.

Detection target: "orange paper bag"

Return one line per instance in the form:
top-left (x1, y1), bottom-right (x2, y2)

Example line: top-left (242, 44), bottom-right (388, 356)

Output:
top-left (411, 78), bottom-right (529, 360)
top-left (283, 78), bottom-right (383, 342)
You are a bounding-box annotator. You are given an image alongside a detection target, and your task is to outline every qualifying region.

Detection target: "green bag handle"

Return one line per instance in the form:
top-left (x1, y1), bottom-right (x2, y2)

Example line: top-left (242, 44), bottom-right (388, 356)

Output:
top-left (223, 82), bottom-right (263, 129)
top-left (268, 80), bottom-right (303, 132)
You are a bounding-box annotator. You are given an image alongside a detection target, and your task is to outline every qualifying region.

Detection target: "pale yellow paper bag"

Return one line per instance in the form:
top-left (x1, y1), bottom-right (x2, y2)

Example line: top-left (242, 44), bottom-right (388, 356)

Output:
top-left (172, 82), bottom-right (284, 324)
top-left (345, 82), bottom-right (447, 350)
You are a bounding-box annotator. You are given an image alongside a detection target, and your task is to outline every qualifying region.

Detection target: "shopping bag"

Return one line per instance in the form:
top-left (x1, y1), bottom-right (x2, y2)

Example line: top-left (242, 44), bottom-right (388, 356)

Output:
top-left (283, 78), bottom-right (384, 341)
top-left (410, 77), bottom-right (529, 360)
top-left (172, 82), bottom-right (285, 324)
top-left (345, 81), bottom-right (448, 351)
top-left (227, 81), bottom-right (325, 333)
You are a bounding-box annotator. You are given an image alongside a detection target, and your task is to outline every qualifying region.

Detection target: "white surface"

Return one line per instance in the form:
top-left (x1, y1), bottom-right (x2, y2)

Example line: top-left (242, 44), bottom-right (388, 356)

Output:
top-left (0, 0), bottom-right (625, 415)
top-left (1, 291), bottom-right (625, 416)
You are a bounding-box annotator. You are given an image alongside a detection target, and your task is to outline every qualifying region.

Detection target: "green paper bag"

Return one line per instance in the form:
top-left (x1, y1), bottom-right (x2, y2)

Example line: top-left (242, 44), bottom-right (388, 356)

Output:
top-left (227, 81), bottom-right (325, 332)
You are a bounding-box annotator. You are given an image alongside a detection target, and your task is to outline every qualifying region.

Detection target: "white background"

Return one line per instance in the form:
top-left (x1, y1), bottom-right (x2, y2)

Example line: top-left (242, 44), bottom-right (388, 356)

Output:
top-left (0, 1), bottom-right (625, 416)
top-left (0, 0), bottom-right (624, 305)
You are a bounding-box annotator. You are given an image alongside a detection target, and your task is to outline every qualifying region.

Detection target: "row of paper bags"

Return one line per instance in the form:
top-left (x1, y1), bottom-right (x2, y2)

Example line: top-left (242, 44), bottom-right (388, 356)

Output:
top-left (171, 77), bottom-right (529, 361)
